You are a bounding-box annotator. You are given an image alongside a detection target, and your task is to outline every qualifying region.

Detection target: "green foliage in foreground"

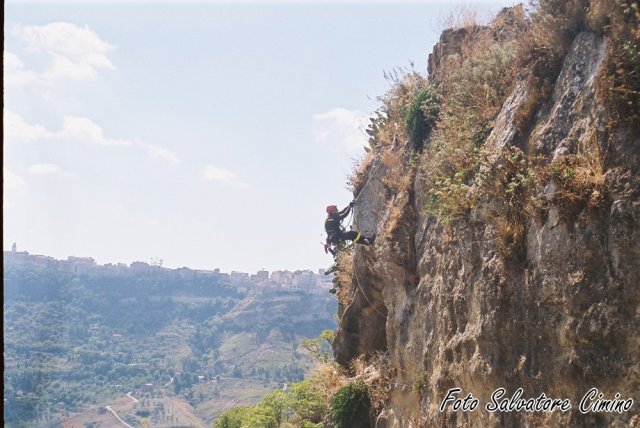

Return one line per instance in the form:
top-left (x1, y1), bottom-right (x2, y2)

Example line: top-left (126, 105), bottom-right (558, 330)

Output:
top-left (329, 380), bottom-right (371, 428)
top-left (214, 378), bottom-right (327, 428)
top-left (215, 406), bottom-right (253, 428)
top-left (215, 368), bottom-right (376, 428)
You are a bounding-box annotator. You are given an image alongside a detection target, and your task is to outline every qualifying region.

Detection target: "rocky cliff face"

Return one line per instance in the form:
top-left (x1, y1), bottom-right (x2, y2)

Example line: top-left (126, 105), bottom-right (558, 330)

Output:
top-left (333, 6), bottom-right (639, 427)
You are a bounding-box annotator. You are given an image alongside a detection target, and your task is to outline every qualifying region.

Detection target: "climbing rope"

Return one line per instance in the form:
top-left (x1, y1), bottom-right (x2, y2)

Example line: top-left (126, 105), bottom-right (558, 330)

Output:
top-left (343, 134), bottom-right (400, 320)
top-left (328, 131), bottom-right (403, 320)
top-left (345, 205), bottom-right (354, 229)
top-left (352, 132), bottom-right (396, 204)
top-left (353, 260), bottom-right (387, 320)
top-left (353, 162), bottom-right (379, 204)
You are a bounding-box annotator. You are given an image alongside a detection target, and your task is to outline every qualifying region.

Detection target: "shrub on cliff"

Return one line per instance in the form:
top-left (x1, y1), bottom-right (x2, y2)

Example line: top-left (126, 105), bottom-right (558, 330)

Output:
top-left (352, 70), bottom-right (436, 193)
top-left (403, 83), bottom-right (440, 151)
top-left (329, 380), bottom-right (372, 428)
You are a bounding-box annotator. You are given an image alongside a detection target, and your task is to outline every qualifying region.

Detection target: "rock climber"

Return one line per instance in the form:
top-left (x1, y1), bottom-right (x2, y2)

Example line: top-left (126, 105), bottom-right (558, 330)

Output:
top-left (324, 201), bottom-right (374, 256)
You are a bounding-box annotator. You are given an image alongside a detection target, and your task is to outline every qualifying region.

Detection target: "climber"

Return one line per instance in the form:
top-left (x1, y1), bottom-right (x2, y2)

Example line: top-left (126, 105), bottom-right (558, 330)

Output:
top-left (324, 201), bottom-right (374, 256)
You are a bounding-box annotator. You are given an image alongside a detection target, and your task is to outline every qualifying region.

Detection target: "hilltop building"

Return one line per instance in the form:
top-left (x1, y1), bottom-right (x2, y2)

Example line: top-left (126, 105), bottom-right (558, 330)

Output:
top-left (4, 247), bottom-right (334, 296)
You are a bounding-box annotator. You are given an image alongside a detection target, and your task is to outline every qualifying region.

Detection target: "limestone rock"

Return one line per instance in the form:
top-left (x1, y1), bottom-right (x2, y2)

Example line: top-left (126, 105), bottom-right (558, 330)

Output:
top-left (333, 23), bottom-right (639, 428)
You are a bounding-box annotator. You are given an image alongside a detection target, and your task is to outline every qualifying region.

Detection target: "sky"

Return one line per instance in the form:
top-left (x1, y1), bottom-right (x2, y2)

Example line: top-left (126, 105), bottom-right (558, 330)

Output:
top-left (4, 0), bottom-right (517, 273)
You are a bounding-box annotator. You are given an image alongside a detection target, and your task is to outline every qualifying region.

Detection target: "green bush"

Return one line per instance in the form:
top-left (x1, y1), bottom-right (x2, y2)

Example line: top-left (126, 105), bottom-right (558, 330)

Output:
top-left (289, 379), bottom-right (327, 423)
top-left (214, 406), bottom-right (252, 428)
top-left (404, 84), bottom-right (440, 151)
top-left (329, 380), bottom-right (371, 428)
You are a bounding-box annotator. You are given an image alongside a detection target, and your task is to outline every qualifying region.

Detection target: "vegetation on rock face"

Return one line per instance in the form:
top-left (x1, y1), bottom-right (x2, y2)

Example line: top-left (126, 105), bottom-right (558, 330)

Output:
top-left (353, 71), bottom-right (438, 198)
top-left (389, 0), bottom-right (635, 242)
top-left (422, 26), bottom-right (522, 222)
top-left (329, 380), bottom-right (372, 428)
top-left (360, 0), bottom-right (640, 237)
top-left (520, 0), bottom-right (640, 124)
top-left (376, 0), bottom-right (637, 230)
top-left (403, 83), bottom-right (441, 151)
top-left (215, 339), bottom-right (391, 428)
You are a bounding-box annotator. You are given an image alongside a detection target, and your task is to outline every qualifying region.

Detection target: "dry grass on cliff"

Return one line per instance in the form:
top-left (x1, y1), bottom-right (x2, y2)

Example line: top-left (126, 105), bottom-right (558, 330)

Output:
top-left (301, 356), bottom-right (391, 423)
top-left (349, 152), bottom-right (374, 196)
top-left (351, 70), bottom-right (431, 194)
top-left (593, 0), bottom-right (640, 126)
top-left (334, 251), bottom-right (354, 307)
top-left (495, 213), bottom-right (527, 260)
top-left (439, 4), bottom-right (489, 31)
top-left (421, 27), bottom-right (521, 222)
top-left (349, 352), bottom-right (392, 414)
top-left (310, 364), bottom-right (349, 401)
top-left (518, 0), bottom-right (586, 71)
top-left (517, 0), bottom-right (640, 128)
top-left (380, 149), bottom-right (413, 195)
top-left (473, 146), bottom-right (539, 260)
top-left (383, 202), bottom-right (405, 238)
top-left (542, 134), bottom-right (606, 219)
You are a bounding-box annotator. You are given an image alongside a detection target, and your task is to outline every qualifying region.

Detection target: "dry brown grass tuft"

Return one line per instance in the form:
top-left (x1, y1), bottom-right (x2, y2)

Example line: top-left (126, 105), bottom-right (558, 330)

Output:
top-left (310, 364), bottom-right (349, 401)
top-left (533, 132), bottom-right (606, 221)
top-left (494, 213), bottom-right (527, 260)
top-left (380, 149), bottom-right (413, 195)
top-left (513, 75), bottom-right (554, 135)
top-left (349, 352), bottom-right (392, 413)
top-left (349, 150), bottom-right (376, 194)
top-left (439, 4), bottom-right (488, 31)
top-left (548, 155), bottom-right (605, 211)
top-left (383, 202), bottom-right (404, 238)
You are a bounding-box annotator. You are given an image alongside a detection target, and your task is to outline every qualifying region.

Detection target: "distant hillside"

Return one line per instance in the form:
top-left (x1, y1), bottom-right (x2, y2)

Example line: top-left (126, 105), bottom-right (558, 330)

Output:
top-left (3, 257), bottom-right (337, 427)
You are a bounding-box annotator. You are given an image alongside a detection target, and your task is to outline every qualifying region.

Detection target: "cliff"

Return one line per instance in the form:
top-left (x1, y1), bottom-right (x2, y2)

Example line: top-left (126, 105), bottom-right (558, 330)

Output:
top-left (333, 2), bottom-right (640, 427)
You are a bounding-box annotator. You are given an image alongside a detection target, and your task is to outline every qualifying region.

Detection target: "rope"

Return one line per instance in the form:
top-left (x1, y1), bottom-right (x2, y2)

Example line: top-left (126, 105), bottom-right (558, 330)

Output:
top-left (353, 261), bottom-right (387, 320)
top-left (336, 132), bottom-right (401, 319)
top-left (346, 133), bottom-right (399, 320)
top-left (353, 163), bottom-right (379, 203)
top-left (345, 206), bottom-right (354, 229)
top-left (353, 132), bottom-right (396, 203)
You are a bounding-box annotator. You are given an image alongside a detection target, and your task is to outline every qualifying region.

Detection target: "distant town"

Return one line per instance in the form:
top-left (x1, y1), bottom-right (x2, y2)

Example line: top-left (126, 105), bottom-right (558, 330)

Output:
top-left (4, 243), bottom-right (335, 295)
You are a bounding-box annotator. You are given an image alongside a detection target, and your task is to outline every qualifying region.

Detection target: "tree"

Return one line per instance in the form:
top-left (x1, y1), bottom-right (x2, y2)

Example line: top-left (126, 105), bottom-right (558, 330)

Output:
top-left (214, 406), bottom-right (251, 428)
top-left (289, 380), bottom-right (327, 423)
top-left (299, 330), bottom-right (334, 363)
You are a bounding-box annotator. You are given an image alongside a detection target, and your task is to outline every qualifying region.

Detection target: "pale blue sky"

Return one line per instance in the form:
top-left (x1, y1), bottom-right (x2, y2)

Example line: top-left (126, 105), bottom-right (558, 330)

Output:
top-left (4, 0), bottom-right (516, 273)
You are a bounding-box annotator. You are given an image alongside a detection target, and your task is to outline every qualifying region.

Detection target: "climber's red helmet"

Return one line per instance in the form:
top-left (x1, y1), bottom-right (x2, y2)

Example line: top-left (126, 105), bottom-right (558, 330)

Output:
top-left (326, 205), bottom-right (338, 214)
